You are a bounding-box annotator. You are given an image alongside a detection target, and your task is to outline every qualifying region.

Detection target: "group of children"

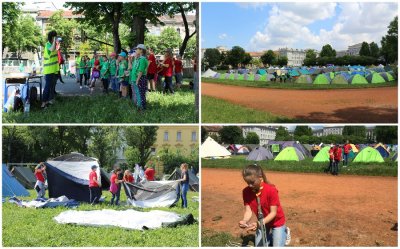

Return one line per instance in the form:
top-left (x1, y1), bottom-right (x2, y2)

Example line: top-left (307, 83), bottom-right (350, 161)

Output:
top-left (74, 46), bottom-right (184, 111)
top-left (326, 141), bottom-right (352, 175)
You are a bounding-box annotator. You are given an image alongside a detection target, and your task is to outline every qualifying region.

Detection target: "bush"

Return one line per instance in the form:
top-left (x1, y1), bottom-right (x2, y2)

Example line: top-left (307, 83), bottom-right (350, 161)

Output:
top-left (159, 148), bottom-right (199, 174)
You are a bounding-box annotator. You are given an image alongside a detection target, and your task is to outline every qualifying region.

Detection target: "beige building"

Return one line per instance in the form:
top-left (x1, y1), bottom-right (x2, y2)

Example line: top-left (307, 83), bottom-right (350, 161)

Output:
top-left (242, 126), bottom-right (277, 146)
top-left (152, 126), bottom-right (198, 155)
top-left (277, 48), bottom-right (307, 66)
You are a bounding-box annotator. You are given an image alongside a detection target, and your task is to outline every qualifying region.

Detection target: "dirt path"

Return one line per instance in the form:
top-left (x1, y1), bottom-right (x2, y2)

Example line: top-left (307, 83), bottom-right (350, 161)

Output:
top-left (202, 83), bottom-right (398, 122)
top-left (201, 168), bottom-right (398, 246)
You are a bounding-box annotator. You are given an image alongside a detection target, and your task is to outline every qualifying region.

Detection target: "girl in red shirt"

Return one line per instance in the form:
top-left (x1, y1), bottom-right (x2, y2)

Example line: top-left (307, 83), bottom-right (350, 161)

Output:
top-left (147, 48), bottom-right (157, 92)
top-left (123, 170), bottom-right (134, 183)
top-left (110, 168), bottom-right (123, 205)
top-left (239, 164), bottom-right (288, 247)
top-left (34, 163), bottom-right (47, 199)
top-left (162, 49), bottom-right (175, 94)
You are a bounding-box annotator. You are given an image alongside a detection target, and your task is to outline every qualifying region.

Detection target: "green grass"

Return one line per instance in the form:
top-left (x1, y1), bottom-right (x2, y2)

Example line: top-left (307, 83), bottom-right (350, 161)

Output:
top-left (202, 78), bottom-right (398, 90)
top-left (2, 190), bottom-right (199, 247)
top-left (3, 88), bottom-right (196, 124)
top-left (202, 155), bottom-right (398, 177)
top-left (201, 96), bottom-right (297, 123)
top-left (201, 229), bottom-right (239, 247)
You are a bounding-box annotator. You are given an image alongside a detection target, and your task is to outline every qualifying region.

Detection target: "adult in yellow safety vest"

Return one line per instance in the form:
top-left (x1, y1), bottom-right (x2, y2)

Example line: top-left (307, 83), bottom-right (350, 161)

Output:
top-left (41, 30), bottom-right (60, 109)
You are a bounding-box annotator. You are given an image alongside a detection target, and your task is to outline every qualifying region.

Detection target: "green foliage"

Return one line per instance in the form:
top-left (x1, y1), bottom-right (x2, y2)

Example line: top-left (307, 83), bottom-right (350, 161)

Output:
top-left (124, 126), bottom-right (158, 166)
top-left (225, 46), bottom-right (246, 67)
top-left (242, 53), bottom-right (252, 66)
top-left (381, 16), bottom-right (398, 63)
top-left (250, 57), bottom-right (263, 67)
top-left (375, 126), bottom-right (398, 144)
top-left (369, 42), bottom-right (380, 58)
top-left (2, 190), bottom-right (199, 247)
top-left (201, 126), bottom-right (207, 143)
top-left (315, 55), bottom-right (378, 66)
top-left (203, 48), bottom-right (221, 68)
top-left (46, 10), bottom-right (77, 56)
top-left (2, 2), bottom-right (22, 52)
top-left (276, 56), bottom-right (288, 66)
top-left (359, 41), bottom-right (371, 56)
top-left (275, 126), bottom-right (292, 141)
top-left (342, 126), bottom-right (366, 138)
top-left (320, 44), bottom-right (336, 57)
top-left (124, 147), bottom-right (141, 167)
top-left (159, 147), bottom-right (199, 174)
top-left (303, 49), bottom-right (317, 66)
top-left (184, 36), bottom-right (197, 59)
top-left (244, 132), bottom-right (260, 144)
top-left (260, 50), bottom-right (275, 66)
top-left (145, 27), bottom-right (181, 55)
top-left (218, 126), bottom-right (243, 144)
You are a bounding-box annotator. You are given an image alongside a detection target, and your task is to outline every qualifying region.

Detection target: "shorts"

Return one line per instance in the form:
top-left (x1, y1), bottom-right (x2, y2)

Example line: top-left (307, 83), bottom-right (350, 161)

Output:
top-left (147, 73), bottom-right (155, 80)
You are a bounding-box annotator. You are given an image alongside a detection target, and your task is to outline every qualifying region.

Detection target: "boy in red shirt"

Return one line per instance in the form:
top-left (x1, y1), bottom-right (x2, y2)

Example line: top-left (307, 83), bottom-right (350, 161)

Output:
top-left (147, 47), bottom-right (157, 92)
top-left (343, 140), bottom-right (352, 167)
top-left (34, 163), bottom-right (47, 199)
top-left (89, 165), bottom-right (101, 204)
top-left (162, 49), bottom-right (175, 94)
top-left (174, 55), bottom-right (183, 89)
top-left (333, 145), bottom-right (342, 175)
top-left (144, 166), bottom-right (156, 181)
top-left (325, 144), bottom-right (335, 174)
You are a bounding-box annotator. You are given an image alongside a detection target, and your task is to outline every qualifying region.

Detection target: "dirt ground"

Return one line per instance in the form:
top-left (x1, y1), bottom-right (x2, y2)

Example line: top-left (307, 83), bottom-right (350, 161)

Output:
top-left (202, 83), bottom-right (398, 123)
top-left (201, 168), bottom-right (398, 246)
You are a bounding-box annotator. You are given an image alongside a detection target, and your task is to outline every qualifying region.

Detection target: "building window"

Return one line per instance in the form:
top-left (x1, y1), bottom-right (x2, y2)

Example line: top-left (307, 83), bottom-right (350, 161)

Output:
top-left (177, 131), bottom-right (182, 141)
top-left (164, 131), bottom-right (169, 141)
top-left (192, 131), bottom-right (197, 141)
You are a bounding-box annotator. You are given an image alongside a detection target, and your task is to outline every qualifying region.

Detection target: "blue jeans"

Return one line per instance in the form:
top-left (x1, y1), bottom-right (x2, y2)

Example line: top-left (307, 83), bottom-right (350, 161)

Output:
top-left (111, 184), bottom-right (121, 205)
top-left (256, 224), bottom-right (286, 247)
top-left (175, 184), bottom-right (181, 203)
top-left (181, 182), bottom-right (189, 208)
top-left (343, 153), bottom-right (349, 166)
top-left (110, 75), bottom-right (118, 92)
top-left (43, 73), bottom-right (57, 102)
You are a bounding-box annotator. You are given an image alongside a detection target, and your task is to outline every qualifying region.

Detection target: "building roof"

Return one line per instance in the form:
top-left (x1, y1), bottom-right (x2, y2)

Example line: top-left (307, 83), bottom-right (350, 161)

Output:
top-left (248, 52), bottom-right (264, 57)
top-left (203, 126), bottom-right (222, 133)
top-left (156, 15), bottom-right (196, 25)
top-left (36, 10), bottom-right (83, 19)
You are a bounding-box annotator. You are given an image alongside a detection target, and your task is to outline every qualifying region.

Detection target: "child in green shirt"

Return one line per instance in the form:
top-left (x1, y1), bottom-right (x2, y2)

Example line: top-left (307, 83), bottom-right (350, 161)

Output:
top-left (100, 55), bottom-right (110, 93)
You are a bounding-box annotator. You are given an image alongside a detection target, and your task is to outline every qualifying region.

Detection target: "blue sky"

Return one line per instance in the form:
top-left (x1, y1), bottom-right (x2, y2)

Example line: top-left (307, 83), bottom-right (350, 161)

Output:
top-left (202, 2), bottom-right (398, 51)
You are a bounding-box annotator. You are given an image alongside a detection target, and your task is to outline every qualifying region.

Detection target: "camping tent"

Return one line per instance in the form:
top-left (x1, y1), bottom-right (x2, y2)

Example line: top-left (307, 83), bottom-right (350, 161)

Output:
top-left (352, 147), bottom-right (384, 163)
top-left (366, 73), bottom-right (386, 84)
top-left (295, 75), bottom-right (312, 84)
top-left (168, 168), bottom-right (199, 192)
top-left (256, 69), bottom-right (266, 75)
top-left (202, 69), bottom-right (217, 78)
top-left (45, 153), bottom-right (110, 202)
top-left (227, 144), bottom-right (250, 155)
top-left (379, 72), bottom-right (395, 82)
top-left (331, 74), bottom-right (349, 84)
top-left (281, 141), bottom-right (311, 158)
top-left (246, 147), bottom-right (273, 161)
top-left (11, 166), bottom-right (36, 189)
top-left (374, 143), bottom-right (390, 158)
top-left (392, 153), bottom-right (397, 162)
top-left (313, 74), bottom-right (330, 84)
top-left (201, 137), bottom-right (231, 158)
top-left (3, 164), bottom-right (30, 197)
top-left (313, 146), bottom-right (330, 162)
top-left (274, 147), bottom-right (305, 161)
top-left (348, 74), bottom-right (368, 84)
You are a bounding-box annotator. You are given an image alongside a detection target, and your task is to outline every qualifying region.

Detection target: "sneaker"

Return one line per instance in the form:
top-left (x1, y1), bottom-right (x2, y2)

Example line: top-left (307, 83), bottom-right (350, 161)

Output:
top-left (285, 227), bottom-right (291, 246)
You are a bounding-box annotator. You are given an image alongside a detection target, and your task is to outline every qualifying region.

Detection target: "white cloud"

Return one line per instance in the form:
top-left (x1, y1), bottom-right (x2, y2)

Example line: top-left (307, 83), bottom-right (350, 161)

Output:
top-left (248, 2), bottom-right (397, 51)
top-left (218, 33), bottom-right (228, 40)
top-left (236, 3), bottom-right (269, 10)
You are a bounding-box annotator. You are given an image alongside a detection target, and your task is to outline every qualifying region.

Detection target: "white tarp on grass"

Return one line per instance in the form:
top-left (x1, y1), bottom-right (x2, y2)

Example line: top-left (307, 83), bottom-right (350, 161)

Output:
top-left (54, 209), bottom-right (182, 230)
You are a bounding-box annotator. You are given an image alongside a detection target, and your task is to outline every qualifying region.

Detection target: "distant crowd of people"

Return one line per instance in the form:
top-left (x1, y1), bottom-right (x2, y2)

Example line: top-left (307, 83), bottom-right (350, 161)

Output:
top-left (324, 140), bottom-right (352, 175)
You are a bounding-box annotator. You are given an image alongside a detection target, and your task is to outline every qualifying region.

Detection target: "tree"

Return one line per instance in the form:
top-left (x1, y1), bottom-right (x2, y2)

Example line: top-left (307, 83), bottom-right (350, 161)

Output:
top-left (359, 42), bottom-right (371, 56)
top-left (242, 53), bottom-right (252, 66)
top-left (260, 50), bottom-right (275, 66)
top-left (218, 126), bottom-right (243, 144)
top-left (369, 42), bottom-right (380, 58)
top-left (225, 46), bottom-right (246, 67)
top-left (304, 49), bottom-right (317, 66)
top-left (2, 2), bottom-right (22, 53)
top-left (201, 126), bottom-right (208, 143)
top-left (320, 44), bottom-right (336, 57)
top-left (342, 126), bottom-right (366, 138)
top-left (124, 126), bottom-right (158, 166)
top-left (275, 126), bottom-right (292, 141)
top-left (251, 57), bottom-right (263, 68)
top-left (158, 27), bottom-right (182, 52)
top-left (169, 3), bottom-right (196, 57)
top-left (184, 36), bottom-right (197, 59)
top-left (245, 132), bottom-right (260, 144)
top-left (381, 16), bottom-right (398, 64)
top-left (294, 126), bottom-right (312, 137)
top-left (203, 48), bottom-right (221, 68)
top-left (276, 56), bottom-right (288, 66)
top-left (374, 126), bottom-right (398, 144)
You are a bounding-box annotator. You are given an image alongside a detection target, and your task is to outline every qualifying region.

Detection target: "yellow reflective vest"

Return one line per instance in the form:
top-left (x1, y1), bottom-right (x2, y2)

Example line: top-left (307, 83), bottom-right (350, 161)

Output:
top-left (43, 41), bottom-right (59, 75)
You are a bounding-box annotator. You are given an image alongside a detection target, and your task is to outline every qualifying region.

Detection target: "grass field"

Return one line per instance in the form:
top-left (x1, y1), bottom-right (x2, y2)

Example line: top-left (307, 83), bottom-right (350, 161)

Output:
top-left (202, 155), bottom-right (398, 177)
top-left (202, 78), bottom-right (398, 90)
top-left (201, 96), bottom-right (297, 123)
top-left (3, 88), bottom-right (196, 124)
top-left (2, 189), bottom-right (199, 247)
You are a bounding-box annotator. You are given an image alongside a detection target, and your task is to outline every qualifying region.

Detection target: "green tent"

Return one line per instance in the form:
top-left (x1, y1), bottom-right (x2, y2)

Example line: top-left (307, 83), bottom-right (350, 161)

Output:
top-left (366, 73), bottom-right (386, 84)
top-left (352, 147), bottom-right (384, 163)
top-left (331, 74), bottom-right (348, 84)
top-left (274, 147), bottom-right (305, 161)
top-left (257, 69), bottom-right (267, 75)
top-left (313, 146), bottom-right (330, 162)
top-left (247, 74), bottom-right (255, 81)
top-left (313, 74), bottom-right (330, 84)
top-left (237, 74), bottom-right (244, 80)
top-left (260, 75), bottom-right (267, 81)
top-left (296, 75), bottom-right (312, 84)
top-left (348, 74), bottom-right (368, 84)
top-left (271, 144), bottom-right (280, 153)
top-left (380, 72), bottom-right (395, 82)
top-left (229, 74), bottom-right (235, 80)
top-left (220, 73), bottom-right (226, 79)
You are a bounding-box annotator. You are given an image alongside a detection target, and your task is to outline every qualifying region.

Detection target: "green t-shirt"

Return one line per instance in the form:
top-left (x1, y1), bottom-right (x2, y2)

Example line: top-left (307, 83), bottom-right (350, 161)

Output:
top-left (100, 61), bottom-right (110, 78)
top-left (117, 60), bottom-right (128, 81)
top-left (109, 59), bottom-right (117, 76)
top-left (130, 56), bottom-right (149, 84)
top-left (79, 60), bottom-right (85, 74)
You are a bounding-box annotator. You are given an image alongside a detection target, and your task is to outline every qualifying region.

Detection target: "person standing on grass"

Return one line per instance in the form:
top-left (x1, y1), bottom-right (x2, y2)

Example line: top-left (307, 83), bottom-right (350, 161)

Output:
top-left (333, 144), bottom-right (342, 175)
top-left (109, 52), bottom-right (118, 92)
top-left (162, 48), bottom-right (174, 94)
top-left (77, 54), bottom-right (86, 89)
top-left (100, 54), bottom-right (110, 93)
top-left (343, 141), bottom-right (352, 167)
top-left (89, 165), bottom-right (101, 204)
top-left (110, 168), bottom-right (123, 205)
top-left (174, 54), bottom-right (183, 90)
top-left (325, 144), bottom-right (335, 173)
top-left (129, 44), bottom-right (149, 110)
top-left (117, 52), bottom-right (129, 98)
top-left (34, 163), bottom-right (47, 199)
top-left (147, 47), bottom-right (157, 92)
top-left (177, 163), bottom-right (190, 208)
top-left (238, 164), bottom-right (288, 247)
top-left (41, 30), bottom-right (59, 109)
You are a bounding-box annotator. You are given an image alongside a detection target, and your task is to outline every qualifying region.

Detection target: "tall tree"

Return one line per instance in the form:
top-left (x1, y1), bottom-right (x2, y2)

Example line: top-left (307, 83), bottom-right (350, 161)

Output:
top-left (124, 126), bottom-right (158, 166)
top-left (320, 44), bottom-right (336, 57)
top-left (276, 56), bottom-right (288, 66)
top-left (369, 42), bottom-right (380, 58)
top-left (245, 132), bottom-right (260, 144)
top-left (203, 48), bottom-right (221, 68)
top-left (218, 126), bottom-right (243, 144)
top-left (294, 126), bottom-right (312, 137)
top-left (226, 46), bottom-right (246, 67)
top-left (242, 53), bottom-right (252, 66)
top-left (260, 50), bottom-right (275, 66)
top-left (374, 126), bottom-right (398, 144)
top-left (275, 126), bottom-right (292, 141)
top-left (381, 16), bottom-right (398, 64)
top-left (359, 42), bottom-right (371, 56)
top-left (169, 3), bottom-right (196, 57)
top-left (2, 2), bottom-right (22, 53)
top-left (201, 126), bottom-right (208, 143)
top-left (342, 126), bottom-right (366, 138)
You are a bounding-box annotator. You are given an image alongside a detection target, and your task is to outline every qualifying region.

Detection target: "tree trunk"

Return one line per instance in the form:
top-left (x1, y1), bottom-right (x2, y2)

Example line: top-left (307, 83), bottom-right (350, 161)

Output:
top-left (112, 22), bottom-right (122, 53)
top-left (194, 3), bottom-right (199, 120)
top-left (178, 3), bottom-right (196, 58)
top-left (131, 15), bottom-right (146, 48)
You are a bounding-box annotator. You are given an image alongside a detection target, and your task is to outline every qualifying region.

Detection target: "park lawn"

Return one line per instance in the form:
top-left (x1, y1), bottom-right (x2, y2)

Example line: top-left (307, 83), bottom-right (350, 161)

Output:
top-left (2, 189), bottom-right (199, 247)
top-left (3, 88), bottom-right (196, 124)
top-left (201, 96), bottom-right (297, 123)
top-left (202, 155), bottom-right (398, 177)
top-left (202, 78), bottom-right (398, 90)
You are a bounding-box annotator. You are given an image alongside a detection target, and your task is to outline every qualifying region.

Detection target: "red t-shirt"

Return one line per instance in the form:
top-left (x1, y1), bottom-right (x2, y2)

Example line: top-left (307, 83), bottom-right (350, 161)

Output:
top-left (110, 173), bottom-right (118, 184)
top-left (35, 171), bottom-right (45, 183)
top-left (124, 175), bottom-right (134, 183)
top-left (93, 59), bottom-right (100, 72)
top-left (174, 59), bottom-right (182, 73)
top-left (329, 148), bottom-right (334, 160)
top-left (344, 144), bottom-right (351, 154)
top-left (145, 168), bottom-right (155, 181)
top-left (89, 171), bottom-right (99, 187)
top-left (334, 147), bottom-right (342, 161)
top-left (164, 58), bottom-right (173, 77)
top-left (148, 53), bottom-right (157, 74)
top-left (243, 182), bottom-right (286, 228)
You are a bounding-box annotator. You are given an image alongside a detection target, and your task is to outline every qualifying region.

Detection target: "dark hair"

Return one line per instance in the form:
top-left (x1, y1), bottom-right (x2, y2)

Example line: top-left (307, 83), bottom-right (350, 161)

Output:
top-left (48, 30), bottom-right (57, 43)
top-left (114, 167), bottom-right (122, 173)
top-left (242, 164), bottom-right (271, 184)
